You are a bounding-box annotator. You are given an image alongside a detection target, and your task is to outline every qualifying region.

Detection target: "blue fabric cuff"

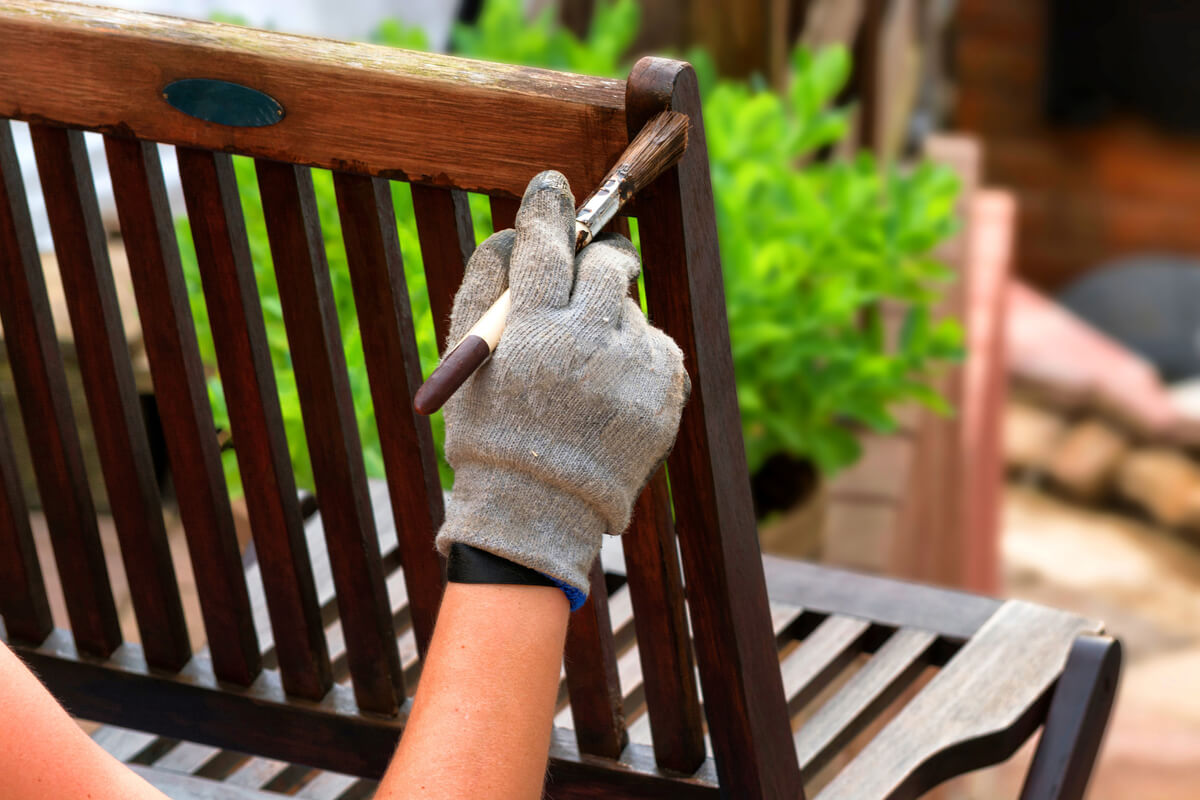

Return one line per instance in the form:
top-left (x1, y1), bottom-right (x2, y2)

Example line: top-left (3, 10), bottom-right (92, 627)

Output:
top-left (543, 573), bottom-right (588, 612)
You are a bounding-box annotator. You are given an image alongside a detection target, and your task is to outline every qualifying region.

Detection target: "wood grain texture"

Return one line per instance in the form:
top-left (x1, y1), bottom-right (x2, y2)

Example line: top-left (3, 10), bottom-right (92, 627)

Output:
top-left (334, 172), bottom-right (444, 658)
top-left (410, 184), bottom-right (473, 352)
top-left (0, 2), bottom-right (627, 199)
top-left (255, 158), bottom-right (404, 714)
top-left (105, 134), bottom-right (261, 678)
top-left (762, 555), bottom-right (1000, 645)
top-left (779, 615), bottom-right (872, 718)
top-left (795, 627), bottom-right (936, 780)
top-left (621, 467), bottom-right (705, 773)
top-left (1020, 636), bottom-right (1121, 800)
top-left (176, 146), bottom-right (315, 690)
top-left (628, 57), bottom-right (803, 799)
top-left (563, 560), bottom-right (628, 758)
top-left (11, 630), bottom-right (720, 797)
top-left (0, 397), bottom-right (51, 643)
top-left (816, 601), bottom-right (1101, 799)
top-left (0, 120), bottom-right (120, 657)
top-left (31, 123), bottom-right (193, 667)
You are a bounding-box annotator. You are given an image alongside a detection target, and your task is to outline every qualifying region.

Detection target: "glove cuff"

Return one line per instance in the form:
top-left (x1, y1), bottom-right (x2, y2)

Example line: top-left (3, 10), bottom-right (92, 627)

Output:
top-left (436, 463), bottom-right (605, 597)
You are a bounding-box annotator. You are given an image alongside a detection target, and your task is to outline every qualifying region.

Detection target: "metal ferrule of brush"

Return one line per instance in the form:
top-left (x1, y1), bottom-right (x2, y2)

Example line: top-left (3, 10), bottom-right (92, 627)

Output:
top-left (573, 168), bottom-right (628, 251)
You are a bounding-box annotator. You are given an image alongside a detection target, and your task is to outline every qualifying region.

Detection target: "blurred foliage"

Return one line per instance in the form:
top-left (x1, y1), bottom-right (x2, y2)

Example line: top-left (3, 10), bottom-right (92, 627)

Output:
top-left (182, 0), bottom-right (959, 496)
top-left (704, 47), bottom-right (962, 472)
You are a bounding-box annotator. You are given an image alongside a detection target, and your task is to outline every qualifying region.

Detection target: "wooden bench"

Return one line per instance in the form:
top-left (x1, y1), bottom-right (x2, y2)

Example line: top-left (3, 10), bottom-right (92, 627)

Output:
top-left (0, 4), bottom-right (1119, 798)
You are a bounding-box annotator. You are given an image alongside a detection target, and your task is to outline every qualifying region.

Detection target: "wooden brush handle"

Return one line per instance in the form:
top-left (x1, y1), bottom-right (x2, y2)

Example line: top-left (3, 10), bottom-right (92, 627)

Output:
top-left (413, 111), bottom-right (689, 416)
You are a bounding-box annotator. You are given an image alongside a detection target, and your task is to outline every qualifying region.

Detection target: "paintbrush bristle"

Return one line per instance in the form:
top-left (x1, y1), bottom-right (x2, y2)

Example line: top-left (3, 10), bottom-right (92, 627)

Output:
top-left (619, 111), bottom-right (690, 195)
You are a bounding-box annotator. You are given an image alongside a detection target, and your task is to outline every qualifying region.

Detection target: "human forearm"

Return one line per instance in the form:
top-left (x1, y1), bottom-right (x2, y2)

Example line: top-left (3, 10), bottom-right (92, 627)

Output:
top-left (0, 641), bottom-right (169, 800)
top-left (377, 581), bottom-right (569, 799)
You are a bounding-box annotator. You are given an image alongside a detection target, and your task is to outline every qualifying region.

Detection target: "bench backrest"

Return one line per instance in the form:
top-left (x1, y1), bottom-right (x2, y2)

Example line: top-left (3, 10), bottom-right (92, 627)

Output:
top-left (0, 3), bottom-right (800, 797)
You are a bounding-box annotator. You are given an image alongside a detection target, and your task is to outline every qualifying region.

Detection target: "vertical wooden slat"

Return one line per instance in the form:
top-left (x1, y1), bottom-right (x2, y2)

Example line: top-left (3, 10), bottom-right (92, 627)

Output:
top-left (108, 137), bottom-right (298, 687)
top-left (410, 184), bottom-right (473, 352)
top-left (0, 396), bottom-right (52, 643)
top-left (488, 194), bottom-right (520, 233)
top-left (333, 172), bottom-right (444, 659)
top-left (628, 59), bottom-right (803, 798)
top-left (0, 120), bottom-right (119, 657)
top-left (563, 560), bottom-right (628, 759)
top-left (254, 159), bottom-right (404, 715)
top-left (176, 146), bottom-right (323, 690)
top-left (29, 124), bottom-right (192, 670)
top-left (621, 467), bottom-right (705, 772)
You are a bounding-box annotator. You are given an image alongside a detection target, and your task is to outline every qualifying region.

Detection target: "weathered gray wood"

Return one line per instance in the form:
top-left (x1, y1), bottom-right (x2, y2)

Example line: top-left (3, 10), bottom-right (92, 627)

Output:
top-left (150, 742), bottom-right (224, 775)
top-left (91, 726), bottom-right (159, 762)
top-left (816, 601), bottom-right (1101, 799)
top-left (795, 628), bottom-right (937, 780)
top-left (762, 555), bottom-right (1000, 643)
top-left (780, 615), bottom-right (872, 717)
top-left (222, 757), bottom-right (291, 790)
top-left (131, 764), bottom-right (282, 800)
top-left (295, 771), bottom-right (369, 799)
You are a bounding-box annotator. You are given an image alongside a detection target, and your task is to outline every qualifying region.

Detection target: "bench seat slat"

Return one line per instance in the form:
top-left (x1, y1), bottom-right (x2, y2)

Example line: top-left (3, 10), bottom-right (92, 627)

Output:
top-left (779, 615), bottom-right (873, 718)
top-left (816, 601), bottom-right (1101, 799)
top-left (131, 763), bottom-right (282, 800)
top-left (795, 627), bottom-right (937, 780)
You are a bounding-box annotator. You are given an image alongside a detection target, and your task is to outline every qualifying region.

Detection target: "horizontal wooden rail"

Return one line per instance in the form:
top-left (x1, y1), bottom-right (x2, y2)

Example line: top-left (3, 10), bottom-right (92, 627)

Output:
top-left (0, 1), bottom-right (627, 198)
top-left (11, 632), bottom-right (721, 799)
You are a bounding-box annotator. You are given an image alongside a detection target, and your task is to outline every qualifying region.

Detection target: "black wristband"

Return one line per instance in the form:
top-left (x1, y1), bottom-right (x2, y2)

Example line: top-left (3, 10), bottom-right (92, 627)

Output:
top-left (446, 543), bottom-right (558, 588)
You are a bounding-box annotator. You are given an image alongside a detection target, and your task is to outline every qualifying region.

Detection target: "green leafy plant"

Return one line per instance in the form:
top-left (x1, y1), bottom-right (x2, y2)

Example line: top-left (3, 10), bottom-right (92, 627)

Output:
top-left (184, 0), bottom-right (959, 496)
top-left (704, 47), bottom-right (962, 473)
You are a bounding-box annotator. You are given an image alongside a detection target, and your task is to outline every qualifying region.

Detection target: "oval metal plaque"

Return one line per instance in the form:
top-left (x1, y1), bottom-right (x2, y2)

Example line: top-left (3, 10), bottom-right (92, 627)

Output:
top-left (162, 79), bottom-right (284, 127)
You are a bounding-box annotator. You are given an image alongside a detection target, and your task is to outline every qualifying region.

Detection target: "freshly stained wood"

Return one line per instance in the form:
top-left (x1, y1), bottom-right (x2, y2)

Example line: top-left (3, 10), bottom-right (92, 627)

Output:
top-left (31, 123), bottom-right (192, 670)
top-left (14, 630), bottom-right (720, 795)
top-left (621, 468), bottom-right (705, 773)
top-left (176, 146), bottom-right (313, 690)
top-left (0, 120), bottom-right (120, 657)
top-left (630, 57), bottom-right (802, 798)
top-left (0, 1), bottom-right (627, 199)
top-left (256, 158), bottom-right (405, 714)
top-left (334, 172), bottom-right (444, 657)
top-left (795, 627), bottom-right (937, 779)
top-left (106, 134), bottom-right (259, 678)
top-left (410, 184), bottom-right (474, 352)
top-left (1020, 635), bottom-right (1122, 800)
top-left (0, 405), bottom-right (51, 643)
top-left (563, 561), bottom-right (628, 758)
top-left (779, 615), bottom-right (872, 717)
top-left (489, 195), bottom-right (520, 232)
top-left (816, 601), bottom-right (1101, 799)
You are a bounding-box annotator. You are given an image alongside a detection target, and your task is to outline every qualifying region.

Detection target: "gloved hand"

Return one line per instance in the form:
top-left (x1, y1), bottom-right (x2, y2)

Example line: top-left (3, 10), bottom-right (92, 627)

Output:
top-left (435, 170), bottom-right (691, 606)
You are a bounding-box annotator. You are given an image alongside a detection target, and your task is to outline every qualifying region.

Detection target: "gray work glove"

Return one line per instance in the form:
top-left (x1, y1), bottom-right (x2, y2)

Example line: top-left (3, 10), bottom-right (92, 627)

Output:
top-left (434, 170), bottom-right (691, 605)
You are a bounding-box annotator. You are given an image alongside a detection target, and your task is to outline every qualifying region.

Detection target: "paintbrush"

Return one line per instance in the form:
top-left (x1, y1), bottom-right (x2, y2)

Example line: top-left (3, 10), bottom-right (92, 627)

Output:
top-left (413, 110), bottom-right (690, 415)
